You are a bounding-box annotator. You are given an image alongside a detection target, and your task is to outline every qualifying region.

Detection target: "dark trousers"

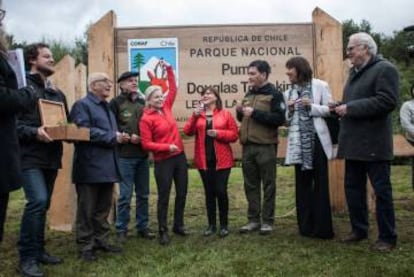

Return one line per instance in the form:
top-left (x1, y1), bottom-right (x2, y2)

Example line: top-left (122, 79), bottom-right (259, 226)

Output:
top-left (0, 193), bottom-right (9, 242)
top-left (242, 144), bottom-right (277, 224)
top-left (294, 136), bottom-right (333, 239)
top-left (345, 160), bottom-right (397, 244)
top-left (18, 169), bottom-right (58, 262)
top-left (154, 153), bottom-right (188, 232)
top-left (199, 168), bottom-right (231, 228)
top-left (75, 183), bottom-right (114, 252)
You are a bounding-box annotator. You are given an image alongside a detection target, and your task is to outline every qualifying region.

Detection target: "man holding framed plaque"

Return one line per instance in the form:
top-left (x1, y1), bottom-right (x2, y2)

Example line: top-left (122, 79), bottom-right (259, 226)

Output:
top-left (17, 43), bottom-right (67, 277)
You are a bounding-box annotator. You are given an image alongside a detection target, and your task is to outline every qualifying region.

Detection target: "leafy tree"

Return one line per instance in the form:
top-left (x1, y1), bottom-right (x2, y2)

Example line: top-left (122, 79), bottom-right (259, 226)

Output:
top-left (342, 19), bottom-right (382, 59)
top-left (6, 26), bottom-right (88, 66)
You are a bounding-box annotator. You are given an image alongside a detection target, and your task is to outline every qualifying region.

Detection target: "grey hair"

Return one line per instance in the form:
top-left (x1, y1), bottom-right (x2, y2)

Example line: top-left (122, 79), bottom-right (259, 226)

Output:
top-left (349, 32), bottom-right (378, 56)
top-left (144, 85), bottom-right (162, 107)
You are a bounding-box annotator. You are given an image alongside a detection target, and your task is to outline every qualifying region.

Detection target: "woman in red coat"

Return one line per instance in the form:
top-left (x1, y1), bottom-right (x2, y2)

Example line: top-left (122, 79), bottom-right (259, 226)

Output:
top-left (184, 87), bottom-right (238, 237)
top-left (139, 61), bottom-right (188, 245)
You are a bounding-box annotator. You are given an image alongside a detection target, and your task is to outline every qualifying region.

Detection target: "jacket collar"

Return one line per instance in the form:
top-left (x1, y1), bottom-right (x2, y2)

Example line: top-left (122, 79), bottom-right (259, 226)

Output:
top-left (27, 73), bottom-right (46, 88)
top-left (87, 91), bottom-right (107, 105)
top-left (350, 55), bottom-right (383, 80)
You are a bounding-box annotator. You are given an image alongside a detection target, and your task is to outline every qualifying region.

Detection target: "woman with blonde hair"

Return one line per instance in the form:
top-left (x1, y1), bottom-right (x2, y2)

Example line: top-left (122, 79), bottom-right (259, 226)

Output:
top-left (139, 61), bottom-right (188, 245)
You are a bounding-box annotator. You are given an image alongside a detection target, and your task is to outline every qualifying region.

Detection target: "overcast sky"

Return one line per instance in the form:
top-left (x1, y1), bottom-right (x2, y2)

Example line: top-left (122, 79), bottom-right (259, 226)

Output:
top-left (4, 0), bottom-right (414, 44)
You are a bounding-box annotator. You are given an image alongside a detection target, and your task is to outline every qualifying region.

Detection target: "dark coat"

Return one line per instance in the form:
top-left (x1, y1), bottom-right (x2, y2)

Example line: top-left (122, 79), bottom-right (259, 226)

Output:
top-left (70, 92), bottom-right (120, 184)
top-left (0, 57), bottom-right (35, 194)
top-left (17, 74), bottom-right (68, 170)
top-left (337, 56), bottom-right (399, 161)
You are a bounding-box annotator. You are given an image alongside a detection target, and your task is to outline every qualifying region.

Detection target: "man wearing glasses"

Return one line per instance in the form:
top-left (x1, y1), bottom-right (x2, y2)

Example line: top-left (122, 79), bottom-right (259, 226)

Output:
top-left (335, 32), bottom-right (399, 252)
top-left (70, 72), bottom-right (128, 262)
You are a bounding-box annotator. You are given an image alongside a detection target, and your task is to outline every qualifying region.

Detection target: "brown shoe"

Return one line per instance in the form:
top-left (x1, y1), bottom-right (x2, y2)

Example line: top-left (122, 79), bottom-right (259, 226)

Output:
top-left (370, 240), bottom-right (395, 252)
top-left (341, 232), bottom-right (367, 243)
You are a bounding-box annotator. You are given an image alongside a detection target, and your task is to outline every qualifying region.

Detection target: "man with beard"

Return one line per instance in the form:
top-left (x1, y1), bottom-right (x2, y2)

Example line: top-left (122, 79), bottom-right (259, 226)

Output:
top-left (0, 2), bottom-right (35, 245)
top-left (17, 43), bottom-right (67, 277)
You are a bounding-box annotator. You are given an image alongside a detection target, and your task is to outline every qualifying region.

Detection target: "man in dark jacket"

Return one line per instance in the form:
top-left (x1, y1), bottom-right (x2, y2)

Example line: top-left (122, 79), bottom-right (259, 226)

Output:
top-left (17, 43), bottom-right (67, 277)
top-left (236, 60), bottom-right (285, 235)
top-left (335, 32), bottom-right (399, 252)
top-left (70, 72), bottom-right (127, 262)
top-left (109, 71), bottom-right (154, 243)
top-left (0, 4), bottom-right (35, 245)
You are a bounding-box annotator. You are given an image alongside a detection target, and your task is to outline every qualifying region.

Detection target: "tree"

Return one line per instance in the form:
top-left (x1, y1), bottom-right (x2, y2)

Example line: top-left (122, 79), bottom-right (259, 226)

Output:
top-left (342, 19), bottom-right (382, 59)
top-left (132, 52), bottom-right (145, 72)
top-left (6, 25), bottom-right (88, 66)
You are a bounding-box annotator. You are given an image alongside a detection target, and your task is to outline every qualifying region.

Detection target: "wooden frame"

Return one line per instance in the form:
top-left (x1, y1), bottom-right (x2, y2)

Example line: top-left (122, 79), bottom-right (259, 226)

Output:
top-left (38, 99), bottom-right (90, 141)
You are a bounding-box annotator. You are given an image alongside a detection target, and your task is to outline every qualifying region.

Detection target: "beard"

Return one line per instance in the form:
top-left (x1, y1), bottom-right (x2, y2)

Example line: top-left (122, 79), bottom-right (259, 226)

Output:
top-left (37, 64), bottom-right (55, 77)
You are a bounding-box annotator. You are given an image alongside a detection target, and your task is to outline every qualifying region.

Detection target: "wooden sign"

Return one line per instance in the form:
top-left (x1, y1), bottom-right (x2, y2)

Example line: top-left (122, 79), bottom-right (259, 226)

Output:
top-left (115, 24), bottom-right (314, 127)
top-left (38, 99), bottom-right (90, 141)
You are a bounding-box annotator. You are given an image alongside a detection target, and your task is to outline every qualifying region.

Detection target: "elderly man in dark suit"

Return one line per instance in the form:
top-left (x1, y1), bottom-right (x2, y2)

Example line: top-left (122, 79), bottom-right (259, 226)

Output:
top-left (335, 32), bottom-right (399, 252)
top-left (70, 72), bottom-right (128, 261)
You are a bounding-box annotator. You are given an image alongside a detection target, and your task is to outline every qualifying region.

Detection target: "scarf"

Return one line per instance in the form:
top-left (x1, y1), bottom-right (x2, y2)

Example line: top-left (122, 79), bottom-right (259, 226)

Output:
top-left (287, 82), bottom-right (315, 170)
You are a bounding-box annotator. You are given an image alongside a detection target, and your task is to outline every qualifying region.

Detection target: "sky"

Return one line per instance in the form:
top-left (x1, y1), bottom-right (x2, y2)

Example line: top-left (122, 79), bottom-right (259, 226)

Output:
top-left (4, 0), bottom-right (414, 44)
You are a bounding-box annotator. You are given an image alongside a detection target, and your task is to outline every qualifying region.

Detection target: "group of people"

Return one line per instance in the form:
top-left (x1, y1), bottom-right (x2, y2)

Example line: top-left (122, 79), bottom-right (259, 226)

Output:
top-left (0, 3), bottom-right (402, 276)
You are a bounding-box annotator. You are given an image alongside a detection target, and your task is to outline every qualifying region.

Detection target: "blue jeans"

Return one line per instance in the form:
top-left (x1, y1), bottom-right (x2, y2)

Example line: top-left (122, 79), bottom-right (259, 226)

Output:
top-left (116, 157), bottom-right (150, 233)
top-left (18, 168), bottom-right (58, 262)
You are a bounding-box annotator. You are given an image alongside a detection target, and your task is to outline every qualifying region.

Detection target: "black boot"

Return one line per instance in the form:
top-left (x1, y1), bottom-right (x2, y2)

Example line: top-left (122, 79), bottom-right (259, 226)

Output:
top-left (159, 231), bottom-right (170, 245)
top-left (203, 225), bottom-right (217, 236)
top-left (19, 259), bottom-right (44, 277)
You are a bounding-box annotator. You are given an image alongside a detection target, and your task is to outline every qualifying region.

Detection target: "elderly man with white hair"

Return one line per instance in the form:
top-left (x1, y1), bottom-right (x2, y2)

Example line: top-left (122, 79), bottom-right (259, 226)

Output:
top-left (335, 32), bottom-right (399, 252)
top-left (70, 72), bottom-right (128, 261)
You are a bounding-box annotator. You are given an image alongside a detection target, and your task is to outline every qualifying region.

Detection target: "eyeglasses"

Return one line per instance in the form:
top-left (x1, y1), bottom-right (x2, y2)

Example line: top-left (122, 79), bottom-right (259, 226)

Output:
top-left (346, 44), bottom-right (364, 52)
top-left (94, 78), bottom-right (113, 85)
top-left (0, 9), bottom-right (6, 21)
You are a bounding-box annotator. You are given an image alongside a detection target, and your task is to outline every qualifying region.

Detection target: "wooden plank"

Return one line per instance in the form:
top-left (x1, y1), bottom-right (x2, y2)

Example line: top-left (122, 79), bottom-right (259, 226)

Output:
top-left (48, 55), bottom-right (77, 231)
top-left (312, 7), bottom-right (346, 212)
top-left (75, 63), bottom-right (87, 100)
top-left (394, 134), bottom-right (414, 157)
top-left (88, 11), bottom-right (117, 100)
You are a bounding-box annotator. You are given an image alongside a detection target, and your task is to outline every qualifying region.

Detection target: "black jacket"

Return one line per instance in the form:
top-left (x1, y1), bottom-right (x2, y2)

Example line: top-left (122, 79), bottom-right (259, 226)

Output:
top-left (17, 74), bottom-right (68, 170)
top-left (0, 57), bottom-right (35, 193)
top-left (337, 56), bottom-right (399, 161)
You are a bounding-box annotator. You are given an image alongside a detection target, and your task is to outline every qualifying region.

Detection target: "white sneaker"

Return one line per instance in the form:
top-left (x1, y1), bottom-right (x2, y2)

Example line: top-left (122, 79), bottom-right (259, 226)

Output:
top-left (259, 223), bottom-right (273, 235)
top-left (239, 222), bottom-right (260, 233)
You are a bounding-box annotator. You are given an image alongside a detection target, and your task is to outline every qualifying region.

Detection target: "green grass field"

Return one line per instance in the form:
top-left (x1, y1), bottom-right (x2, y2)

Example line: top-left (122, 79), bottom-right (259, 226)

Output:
top-left (1, 165), bottom-right (414, 277)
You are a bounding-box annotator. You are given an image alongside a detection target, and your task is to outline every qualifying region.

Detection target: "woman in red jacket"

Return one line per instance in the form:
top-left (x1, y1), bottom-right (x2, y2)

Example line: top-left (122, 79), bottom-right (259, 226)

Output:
top-left (139, 61), bottom-right (188, 245)
top-left (184, 87), bottom-right (238, 237)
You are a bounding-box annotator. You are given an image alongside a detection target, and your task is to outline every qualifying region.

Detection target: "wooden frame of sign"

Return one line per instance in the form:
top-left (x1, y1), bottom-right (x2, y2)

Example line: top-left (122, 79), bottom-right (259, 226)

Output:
top-left (38, 99), bottom-right (90, 141)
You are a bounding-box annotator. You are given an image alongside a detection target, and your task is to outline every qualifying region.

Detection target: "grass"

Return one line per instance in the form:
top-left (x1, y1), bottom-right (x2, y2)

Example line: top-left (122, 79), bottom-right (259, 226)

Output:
top-left (1, 165), bottom-right (414, 277)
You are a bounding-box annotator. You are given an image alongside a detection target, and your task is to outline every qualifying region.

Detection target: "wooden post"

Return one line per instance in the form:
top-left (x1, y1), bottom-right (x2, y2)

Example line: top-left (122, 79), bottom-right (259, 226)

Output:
top-left (312, 7), bottom-right (346, 212)
top-left (75, 63), bottom-right (87, 100)
top-left (87, 10), bottom-right (117, 99)
top-left (48, 55), bottom-right (77, 231)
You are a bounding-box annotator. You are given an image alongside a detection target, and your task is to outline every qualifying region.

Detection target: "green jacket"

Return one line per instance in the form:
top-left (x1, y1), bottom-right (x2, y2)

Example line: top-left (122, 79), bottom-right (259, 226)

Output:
top-left (109, 91), bottom-right (148, 158)
top-left (237, 83), bottom-right (286, 144)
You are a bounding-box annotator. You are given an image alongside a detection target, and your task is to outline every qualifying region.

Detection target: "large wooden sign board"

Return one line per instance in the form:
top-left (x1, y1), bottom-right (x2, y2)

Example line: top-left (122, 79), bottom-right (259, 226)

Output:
top-left (115, 24), bottom-right (314, 127)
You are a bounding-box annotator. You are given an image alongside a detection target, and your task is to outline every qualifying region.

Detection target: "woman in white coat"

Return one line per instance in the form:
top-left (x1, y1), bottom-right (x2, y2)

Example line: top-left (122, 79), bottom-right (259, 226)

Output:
top-left (283, 56), bottom-right (336, 239)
